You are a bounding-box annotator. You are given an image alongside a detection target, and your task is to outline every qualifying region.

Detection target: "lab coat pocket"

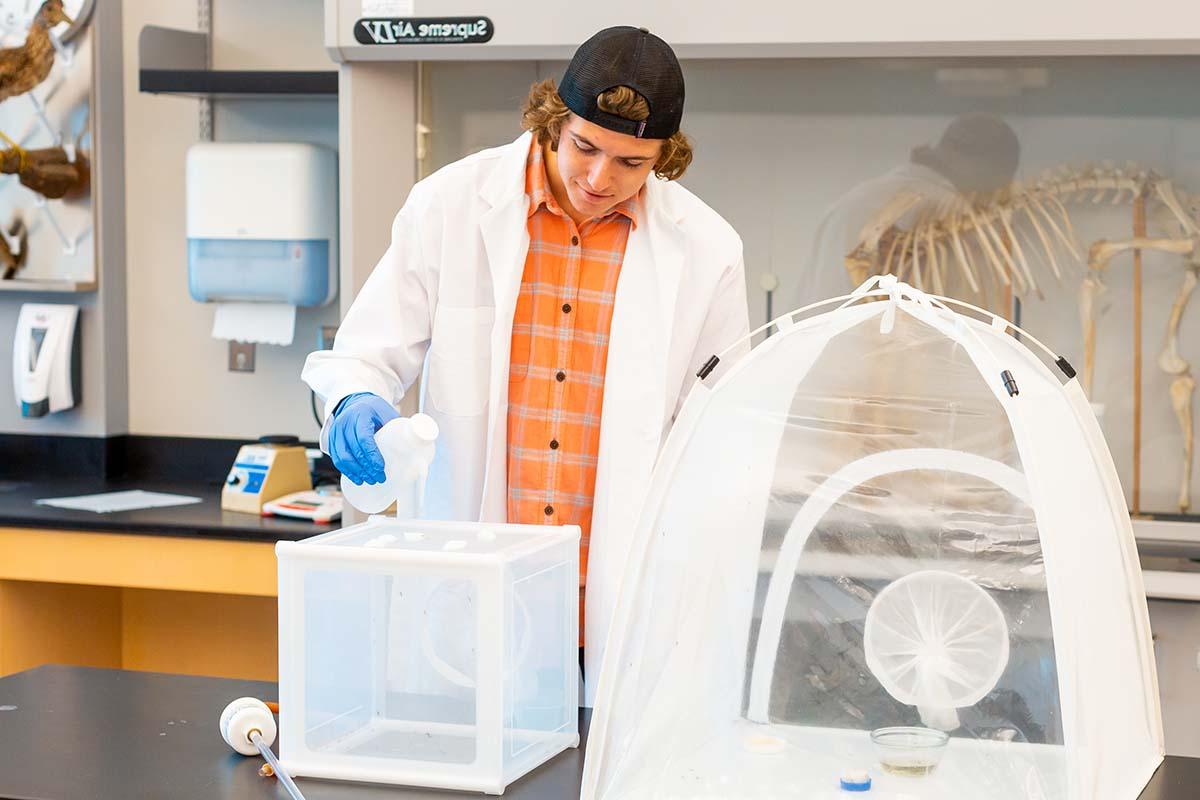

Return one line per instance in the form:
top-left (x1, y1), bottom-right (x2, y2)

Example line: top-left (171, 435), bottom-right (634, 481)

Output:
top-left (427, 305), bottom-right (494, 417)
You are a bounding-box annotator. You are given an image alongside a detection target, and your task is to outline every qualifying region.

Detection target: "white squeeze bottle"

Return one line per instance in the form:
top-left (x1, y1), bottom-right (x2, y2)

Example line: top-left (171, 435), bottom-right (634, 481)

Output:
top-left (340, 414), bottom-right (439, 516)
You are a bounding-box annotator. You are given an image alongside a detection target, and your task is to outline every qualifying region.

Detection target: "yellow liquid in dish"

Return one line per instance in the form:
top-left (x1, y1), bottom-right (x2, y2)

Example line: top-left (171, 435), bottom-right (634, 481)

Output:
top-left (880, 761), bottom-right (938, 777)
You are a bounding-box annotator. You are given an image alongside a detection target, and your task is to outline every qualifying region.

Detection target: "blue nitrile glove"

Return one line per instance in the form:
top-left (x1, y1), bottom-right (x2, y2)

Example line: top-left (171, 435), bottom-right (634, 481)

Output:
top-left (328, 392), bottom-right (400, 485)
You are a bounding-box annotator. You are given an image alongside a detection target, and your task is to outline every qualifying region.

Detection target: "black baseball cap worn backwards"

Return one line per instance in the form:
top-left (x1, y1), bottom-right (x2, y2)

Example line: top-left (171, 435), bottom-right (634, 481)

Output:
top-left (558, 26), bottom-right (685, 140)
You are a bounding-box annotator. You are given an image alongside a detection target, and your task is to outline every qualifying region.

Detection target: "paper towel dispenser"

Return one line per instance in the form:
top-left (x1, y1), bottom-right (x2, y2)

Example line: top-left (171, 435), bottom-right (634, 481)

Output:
top-left (186, 142), bottom-right (338, 307)
top-left (13, 303), bottom-right (80, 418)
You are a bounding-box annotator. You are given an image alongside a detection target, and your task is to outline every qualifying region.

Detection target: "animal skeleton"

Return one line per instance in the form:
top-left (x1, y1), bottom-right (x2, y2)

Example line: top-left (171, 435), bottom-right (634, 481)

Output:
top-left (845, 162), bottom-right (1199, 513)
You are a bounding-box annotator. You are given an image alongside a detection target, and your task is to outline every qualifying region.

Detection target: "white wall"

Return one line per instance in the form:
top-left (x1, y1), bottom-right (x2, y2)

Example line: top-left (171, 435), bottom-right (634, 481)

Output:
top-left (425, 56), bottom-right (1200, 515)
top-left (122, 0), bottom-right (338, 441)
top-left (211, 0), bottom-right (330, 71)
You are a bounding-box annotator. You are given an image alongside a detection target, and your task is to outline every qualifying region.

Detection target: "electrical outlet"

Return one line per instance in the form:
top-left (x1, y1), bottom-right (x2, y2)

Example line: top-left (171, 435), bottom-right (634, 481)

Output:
top-left (320, 325), bottom-right (338, 350)
top-left (229, 341), bottom-right (256, 372)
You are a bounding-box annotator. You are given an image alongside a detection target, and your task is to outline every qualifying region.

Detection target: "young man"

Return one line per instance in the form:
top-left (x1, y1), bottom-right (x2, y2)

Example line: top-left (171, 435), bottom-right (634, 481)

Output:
top-left (303, 26), bottom-right (748, 698)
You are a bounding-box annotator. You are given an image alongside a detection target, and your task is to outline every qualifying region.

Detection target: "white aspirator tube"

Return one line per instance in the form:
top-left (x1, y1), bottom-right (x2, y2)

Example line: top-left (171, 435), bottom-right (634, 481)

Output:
top-left (220, 697), bottom-right (306, 800)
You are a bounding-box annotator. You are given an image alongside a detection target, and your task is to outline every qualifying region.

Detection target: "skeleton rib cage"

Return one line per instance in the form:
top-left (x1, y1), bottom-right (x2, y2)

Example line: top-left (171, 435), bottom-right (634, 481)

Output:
top-left (843, 161), bottom-right (1200, 513)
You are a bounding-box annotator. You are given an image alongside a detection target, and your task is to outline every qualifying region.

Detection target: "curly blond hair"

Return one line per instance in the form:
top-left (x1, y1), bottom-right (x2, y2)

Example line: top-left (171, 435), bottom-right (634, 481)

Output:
top-left (520, 78), bottom-right (693, 181)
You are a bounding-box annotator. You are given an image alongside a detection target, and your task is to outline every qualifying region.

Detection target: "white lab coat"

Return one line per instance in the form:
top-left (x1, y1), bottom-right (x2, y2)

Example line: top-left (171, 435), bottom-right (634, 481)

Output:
top-left (302, 132), bottom-right (749, 701)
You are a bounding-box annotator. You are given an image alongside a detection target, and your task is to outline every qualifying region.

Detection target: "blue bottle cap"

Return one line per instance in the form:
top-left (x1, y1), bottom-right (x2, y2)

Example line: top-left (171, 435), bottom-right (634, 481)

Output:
top-left (839, 768), bottom-right (872, 792)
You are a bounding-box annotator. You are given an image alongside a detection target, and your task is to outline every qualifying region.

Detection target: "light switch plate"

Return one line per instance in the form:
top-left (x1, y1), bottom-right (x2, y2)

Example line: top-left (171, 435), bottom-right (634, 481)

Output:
top-left (229, 341), bottom-right (255, 372)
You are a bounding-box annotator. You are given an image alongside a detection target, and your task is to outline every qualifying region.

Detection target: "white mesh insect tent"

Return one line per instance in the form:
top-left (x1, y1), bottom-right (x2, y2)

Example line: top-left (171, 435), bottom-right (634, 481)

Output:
top-left (582, 277), bottom-right (1162, 800)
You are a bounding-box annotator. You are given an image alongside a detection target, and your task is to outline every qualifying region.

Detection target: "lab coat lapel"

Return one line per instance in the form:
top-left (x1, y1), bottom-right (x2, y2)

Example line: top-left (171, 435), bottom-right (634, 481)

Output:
top-left (600, 178), bottom-right (686, 483)
top-left (585, 180), bottom-right (686, 702)
top-left (476, 133), bottom-right (533, 521)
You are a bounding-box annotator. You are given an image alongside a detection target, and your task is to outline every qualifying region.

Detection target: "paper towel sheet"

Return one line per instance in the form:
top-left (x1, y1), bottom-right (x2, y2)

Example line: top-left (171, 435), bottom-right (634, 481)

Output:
top-left (36, 490), bottom-right (202, 514)
top-left (212, 302), bottom-right (296, 346)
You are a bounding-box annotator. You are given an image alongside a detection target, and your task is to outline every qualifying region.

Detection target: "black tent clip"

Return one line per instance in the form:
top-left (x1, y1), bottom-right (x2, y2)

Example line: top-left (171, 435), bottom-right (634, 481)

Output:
top-left (1055, 356), bottom-right (1077, 380)
top-left (697, 355), bottom-right (720, 380)
top-left (1001, 370), bottom-right (1019, 397)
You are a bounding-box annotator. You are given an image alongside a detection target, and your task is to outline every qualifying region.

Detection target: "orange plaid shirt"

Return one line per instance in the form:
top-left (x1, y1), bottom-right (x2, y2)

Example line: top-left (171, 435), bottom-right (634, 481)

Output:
top-left (508, 138), bottom-right (639, 638)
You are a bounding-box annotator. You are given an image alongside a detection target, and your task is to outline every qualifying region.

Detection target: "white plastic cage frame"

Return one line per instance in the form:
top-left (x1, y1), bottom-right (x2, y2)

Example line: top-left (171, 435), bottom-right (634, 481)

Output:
top-left (277, 517), bottom-right (581, 795)
top-left (582, 277), bottom-right (1162, 800)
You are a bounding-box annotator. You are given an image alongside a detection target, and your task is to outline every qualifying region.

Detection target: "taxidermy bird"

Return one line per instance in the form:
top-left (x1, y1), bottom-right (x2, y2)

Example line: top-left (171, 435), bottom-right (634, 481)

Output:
top-left (0, 0), bottom-right (74, 104)
top-left (0, 216), bottom-right (28, 280)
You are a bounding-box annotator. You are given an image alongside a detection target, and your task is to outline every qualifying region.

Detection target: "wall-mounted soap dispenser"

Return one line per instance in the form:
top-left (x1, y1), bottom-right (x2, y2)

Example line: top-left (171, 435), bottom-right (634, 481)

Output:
top-left (13, 303), bottom-right (80, 417)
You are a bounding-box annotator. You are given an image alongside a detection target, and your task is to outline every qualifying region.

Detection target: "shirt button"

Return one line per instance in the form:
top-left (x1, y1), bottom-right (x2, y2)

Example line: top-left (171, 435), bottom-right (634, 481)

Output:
top-left (562, 303), bottom-right (572, 314)
top-left (544, 505), bottom-right (554, 516)
top-left (571, 235), bottom-right (579, 246)
top-left (555, 370), bottom-right (566, 382)
top-left (550, 439), bottom-right (559, 450)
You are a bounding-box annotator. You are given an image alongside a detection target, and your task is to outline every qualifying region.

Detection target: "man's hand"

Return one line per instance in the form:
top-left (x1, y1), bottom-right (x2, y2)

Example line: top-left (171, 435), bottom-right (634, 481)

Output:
top-left (329, 393), bottom-right (400, 485)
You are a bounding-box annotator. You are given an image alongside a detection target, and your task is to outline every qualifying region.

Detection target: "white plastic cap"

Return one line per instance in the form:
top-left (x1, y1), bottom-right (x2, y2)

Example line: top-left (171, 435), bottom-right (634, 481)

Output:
top-left (839, 767), bottom-right (872, 792)
top-left (219, 697), bottom-right (276, 756)
top-left (407, 413), bottom-right (439, 444)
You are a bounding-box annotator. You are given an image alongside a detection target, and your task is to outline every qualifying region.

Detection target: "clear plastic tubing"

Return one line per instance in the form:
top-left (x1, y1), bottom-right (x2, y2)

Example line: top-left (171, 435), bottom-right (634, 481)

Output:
top-left (249, 729), bottom-right (307, 800)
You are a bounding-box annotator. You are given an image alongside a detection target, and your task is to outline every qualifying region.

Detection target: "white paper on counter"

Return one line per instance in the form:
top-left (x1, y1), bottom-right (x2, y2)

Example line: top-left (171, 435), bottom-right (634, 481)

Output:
top-left (35, 490), bottom-right (203, 514)
top-left (212, 302), bottom-right (296, 346)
